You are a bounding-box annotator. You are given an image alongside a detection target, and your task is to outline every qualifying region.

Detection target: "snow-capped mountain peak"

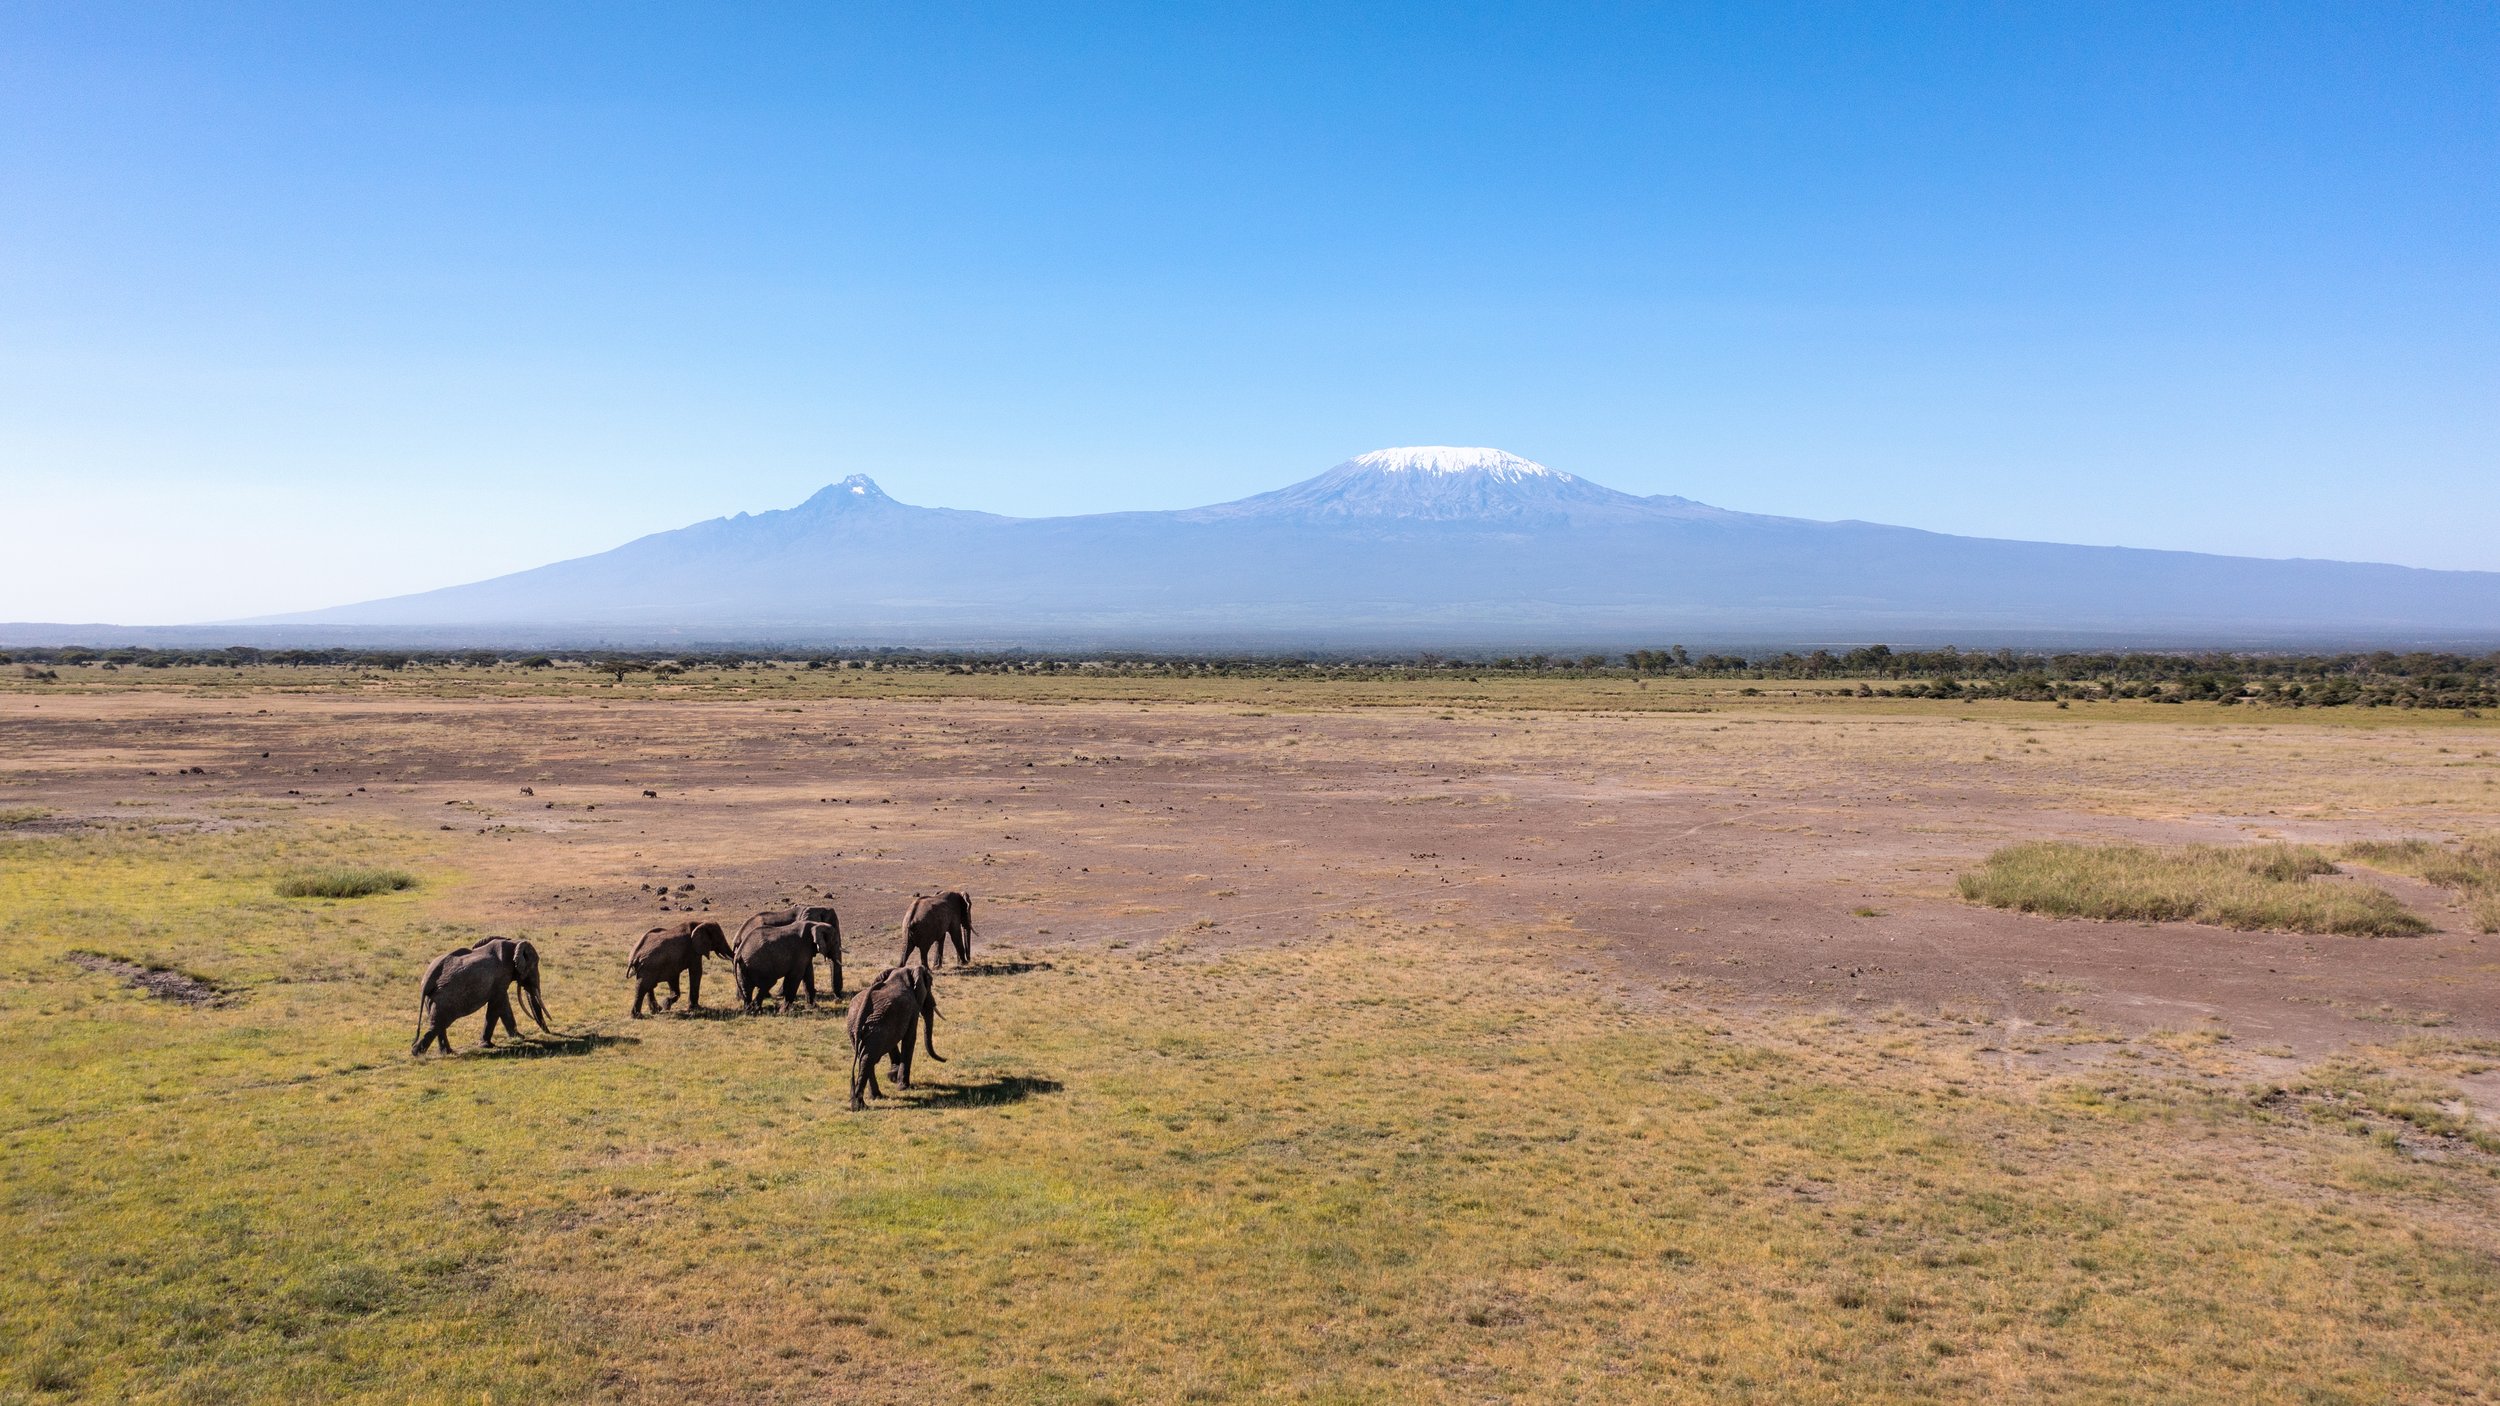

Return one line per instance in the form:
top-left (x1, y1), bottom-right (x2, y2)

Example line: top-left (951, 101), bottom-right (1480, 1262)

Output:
top-left (1177, 445), bottom-right (1650, 523)
top-left (795, 473), bottom-right (895, 512)
top-left (1345, 446), bottom-right (1571, 482)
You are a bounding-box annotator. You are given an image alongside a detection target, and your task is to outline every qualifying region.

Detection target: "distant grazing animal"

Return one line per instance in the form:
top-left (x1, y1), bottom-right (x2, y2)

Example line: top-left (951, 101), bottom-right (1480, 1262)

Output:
top-left (626, 919), bottom-right (734, 1017)
top-left (899, 890), bottom-right (975, 969)
top-left (412, 938), bottom-right (550, 1055)
top-left (847, 964), bottom-right (942, 1109)
top-left (733, 905), bottom-right (843, 1011)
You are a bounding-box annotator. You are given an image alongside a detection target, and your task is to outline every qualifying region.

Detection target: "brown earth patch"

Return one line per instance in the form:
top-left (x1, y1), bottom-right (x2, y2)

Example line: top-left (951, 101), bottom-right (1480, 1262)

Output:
top-left (65, 951), bottom-right (232, 1006)
top-left (3, 685), bottom-right (2496, 1074)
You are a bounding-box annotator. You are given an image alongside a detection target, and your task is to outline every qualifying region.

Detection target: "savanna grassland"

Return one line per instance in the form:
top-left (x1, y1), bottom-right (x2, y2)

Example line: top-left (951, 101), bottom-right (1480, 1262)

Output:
top-left (2, 666), bottom-right (2497, 1403)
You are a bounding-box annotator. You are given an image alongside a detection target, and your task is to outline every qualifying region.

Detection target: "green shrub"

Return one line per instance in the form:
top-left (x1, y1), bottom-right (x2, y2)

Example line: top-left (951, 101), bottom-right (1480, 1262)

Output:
top-left (274, 867), bottom-right (417, 899)
top-left (1958, 842), bottom-right (2427, 937)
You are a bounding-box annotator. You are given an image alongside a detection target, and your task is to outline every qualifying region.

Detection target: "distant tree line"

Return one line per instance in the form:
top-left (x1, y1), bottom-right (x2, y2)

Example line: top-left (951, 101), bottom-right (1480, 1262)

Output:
top-left (4, 643), bottom-right (2495, 709)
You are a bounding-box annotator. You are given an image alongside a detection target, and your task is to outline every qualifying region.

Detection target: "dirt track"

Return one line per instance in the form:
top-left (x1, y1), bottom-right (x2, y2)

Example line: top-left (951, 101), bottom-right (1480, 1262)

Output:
top-left (6, 689), bottom-right (2496, 1095)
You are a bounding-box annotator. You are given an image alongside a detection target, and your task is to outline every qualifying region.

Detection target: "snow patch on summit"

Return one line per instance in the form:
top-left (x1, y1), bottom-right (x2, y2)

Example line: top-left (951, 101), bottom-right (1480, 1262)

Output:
top-left (1348, 447), bottom-right (1568, 481)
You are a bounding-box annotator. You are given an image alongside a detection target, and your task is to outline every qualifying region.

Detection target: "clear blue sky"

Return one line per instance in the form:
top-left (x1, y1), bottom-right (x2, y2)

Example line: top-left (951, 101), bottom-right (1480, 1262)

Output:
top-left (4, 3), bottom-right (2494, 623)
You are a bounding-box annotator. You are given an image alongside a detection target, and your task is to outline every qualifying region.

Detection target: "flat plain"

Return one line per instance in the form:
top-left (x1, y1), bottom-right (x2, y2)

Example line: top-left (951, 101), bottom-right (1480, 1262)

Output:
top-left (3, 665), bottom-right (2497, 1403)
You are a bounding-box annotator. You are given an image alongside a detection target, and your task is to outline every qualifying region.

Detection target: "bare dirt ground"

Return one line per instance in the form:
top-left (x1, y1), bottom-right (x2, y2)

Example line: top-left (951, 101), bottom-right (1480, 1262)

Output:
top-left (8, 685), bottom-right (2494, 1095)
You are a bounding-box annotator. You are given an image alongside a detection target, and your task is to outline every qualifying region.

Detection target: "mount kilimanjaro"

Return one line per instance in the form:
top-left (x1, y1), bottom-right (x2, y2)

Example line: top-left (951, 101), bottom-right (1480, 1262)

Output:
top-left (254, 447), bottom-right (2500, 648)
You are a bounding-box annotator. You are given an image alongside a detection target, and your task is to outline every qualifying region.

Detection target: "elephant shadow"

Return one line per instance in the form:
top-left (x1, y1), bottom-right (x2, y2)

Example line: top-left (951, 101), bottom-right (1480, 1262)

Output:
top-left (941, 961), bottom-right (1054, 978)
top-left (740, 1000), bottom-right (849, 1019)
top-left (896, 1074), bottom-right (1063, 1109)
top-left (676, 1002), bottom-right (837, 1021)
top-left (471, 1031), bottom-right (637, 1059)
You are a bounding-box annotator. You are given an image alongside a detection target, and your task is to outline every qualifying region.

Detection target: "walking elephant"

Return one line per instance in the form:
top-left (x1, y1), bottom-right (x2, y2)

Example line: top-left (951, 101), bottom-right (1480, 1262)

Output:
top-left (847, 964), bottom-right (942, 1109)
top-left (627, 919), bottom-right (734, 1017)
top-left (412, 938), bottom-right (551, 1055)
top-left (733, 905), bottom-right (843, 1011)
top-left (898, 890), bottom-right (975, 969)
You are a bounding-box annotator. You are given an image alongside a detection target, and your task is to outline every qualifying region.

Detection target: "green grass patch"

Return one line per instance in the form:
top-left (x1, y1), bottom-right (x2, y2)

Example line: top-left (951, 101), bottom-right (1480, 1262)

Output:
top-left (2343, 834), bottom-right (2500, 932)
top-left (274, 866), bottom-right (418, 899)
top-left (1957, 841), bottom-right (2429, 936)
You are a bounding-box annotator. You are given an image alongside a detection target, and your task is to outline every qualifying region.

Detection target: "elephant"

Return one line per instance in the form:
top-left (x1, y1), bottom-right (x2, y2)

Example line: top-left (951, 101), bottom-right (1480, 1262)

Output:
top-left (898, 890), bottom-right (975, 969)
top-left (627, 919), bottom-right (734, 1017)
top-left (412, 938), bottom-right (550, 1055)
top-left (847, 964), bottom-right (942, 1109)
top-left (733, 905), bottom-right (843, 1011)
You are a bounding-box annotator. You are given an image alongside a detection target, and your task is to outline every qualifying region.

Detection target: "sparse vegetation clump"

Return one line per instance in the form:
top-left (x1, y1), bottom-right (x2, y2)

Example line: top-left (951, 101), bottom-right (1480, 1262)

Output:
top-left (273, 866), bottom-right (417, 899)
top-left (2343, 834), bottom-right (2500, 932)
top-left (1958, 841), bottom-right (2428, 936)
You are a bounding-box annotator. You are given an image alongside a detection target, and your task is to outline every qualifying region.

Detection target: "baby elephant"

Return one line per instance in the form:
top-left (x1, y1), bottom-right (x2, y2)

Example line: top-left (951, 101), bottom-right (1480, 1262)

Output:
top-left (847, 964), bottom-right (943, 1110)
top-left (412, 938), bottom-right (551, 1056)
top-left (627, 919), bottom-right (734, 1017)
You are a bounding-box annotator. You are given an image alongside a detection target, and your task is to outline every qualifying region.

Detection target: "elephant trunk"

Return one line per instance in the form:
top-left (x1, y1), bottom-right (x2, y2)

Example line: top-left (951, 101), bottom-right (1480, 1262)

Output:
top-left (522, 978), bottom-right (551, 1032)
top-left (920, 1002), bottom-right (945, 1063)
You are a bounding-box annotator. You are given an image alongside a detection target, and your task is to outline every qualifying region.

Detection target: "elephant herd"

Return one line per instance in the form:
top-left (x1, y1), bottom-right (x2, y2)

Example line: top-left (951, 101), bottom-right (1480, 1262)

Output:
top-left (411, 889), bottom-right (980, 1110)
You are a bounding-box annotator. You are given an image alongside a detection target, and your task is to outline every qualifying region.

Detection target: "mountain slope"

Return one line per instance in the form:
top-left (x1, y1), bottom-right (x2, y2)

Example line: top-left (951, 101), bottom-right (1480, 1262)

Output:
top-left (259, 448), bottom-right (2500, 646)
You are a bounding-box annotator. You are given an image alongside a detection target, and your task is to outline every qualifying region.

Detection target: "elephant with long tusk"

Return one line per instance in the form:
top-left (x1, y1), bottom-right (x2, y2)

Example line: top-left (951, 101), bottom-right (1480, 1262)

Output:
top-left (411, 938), bottom-right (552, 1055)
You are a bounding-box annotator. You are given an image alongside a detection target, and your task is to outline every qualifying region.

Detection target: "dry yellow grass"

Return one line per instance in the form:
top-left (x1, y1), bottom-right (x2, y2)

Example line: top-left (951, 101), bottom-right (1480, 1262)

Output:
top-left (2344, 834), bottom-right (2500, 932)
top-left (4, 820), bottom-right (2497, 1402)
top-left (1956, 841), bottom-right (2430, 936)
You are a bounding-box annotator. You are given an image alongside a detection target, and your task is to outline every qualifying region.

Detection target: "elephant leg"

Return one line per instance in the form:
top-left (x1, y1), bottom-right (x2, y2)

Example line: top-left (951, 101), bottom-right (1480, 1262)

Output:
top-left (686, 965), bottom-right (703, 1011)
top-left (491, 991), bottom-right (521, 1039)
top-left (661, 972), bottom-right (682, 1009)
top-left (896, 1038), bottom-right (915, 1090)
top-left (800, 965), bottom-right (819, 1008)
top-left (632, 978), bottom-right (652, 1018)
